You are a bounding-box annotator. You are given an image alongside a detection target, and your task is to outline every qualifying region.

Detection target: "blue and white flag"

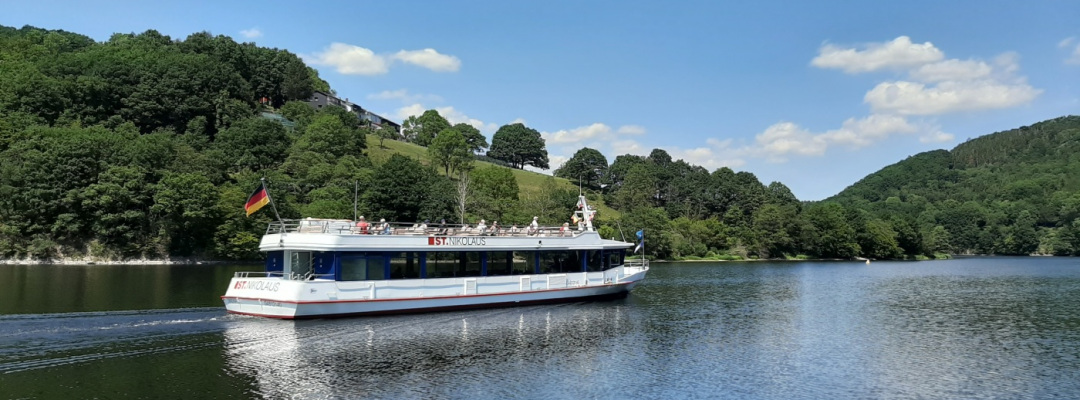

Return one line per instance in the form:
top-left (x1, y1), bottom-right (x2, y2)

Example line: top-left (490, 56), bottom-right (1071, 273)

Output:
top-left (633, 230), bottom-right (644, 253)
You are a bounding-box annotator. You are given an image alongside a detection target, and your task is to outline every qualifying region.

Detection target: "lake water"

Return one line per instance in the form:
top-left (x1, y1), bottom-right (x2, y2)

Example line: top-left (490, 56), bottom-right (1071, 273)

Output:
top-left (2, 257), bottom-right (1079, 399)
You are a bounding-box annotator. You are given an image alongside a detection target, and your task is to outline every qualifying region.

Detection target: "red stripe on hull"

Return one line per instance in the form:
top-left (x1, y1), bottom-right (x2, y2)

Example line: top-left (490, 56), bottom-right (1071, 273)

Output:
top-left (225, 289), bottom-right (631, 320)
top-left (221, 281), bottom-right (635, 305)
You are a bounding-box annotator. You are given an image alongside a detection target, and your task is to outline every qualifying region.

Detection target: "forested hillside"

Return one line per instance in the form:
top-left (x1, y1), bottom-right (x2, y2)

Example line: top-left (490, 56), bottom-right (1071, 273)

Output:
top-left (3, 24), bottom-right (1068, 262)
top-left (828, 116), bottom-right (1080, 255)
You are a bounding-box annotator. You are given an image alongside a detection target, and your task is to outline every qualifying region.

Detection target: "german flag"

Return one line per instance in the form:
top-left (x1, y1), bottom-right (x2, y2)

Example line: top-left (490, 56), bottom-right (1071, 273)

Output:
top-left (245, 183), bottom-right (270, 217)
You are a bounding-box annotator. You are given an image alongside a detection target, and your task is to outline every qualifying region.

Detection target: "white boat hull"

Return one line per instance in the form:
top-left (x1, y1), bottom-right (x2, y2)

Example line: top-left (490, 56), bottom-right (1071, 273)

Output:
top-left (223, 266), bottom-right (647, 319)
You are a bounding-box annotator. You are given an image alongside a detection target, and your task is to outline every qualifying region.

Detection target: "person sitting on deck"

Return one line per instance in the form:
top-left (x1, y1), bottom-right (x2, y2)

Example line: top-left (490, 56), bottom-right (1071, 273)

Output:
top-left (528, 216), bottom-right (539, 235)
top-left (378, 218), bottom-right (390, 235)
top-left (510, 224), bottom-right (519, 235)
top-left (490, 220), bottom-right (500, 236)
top-left (419, 220), bottom-right (429, 233)
top-left (559, 222), bottom-right (569, 237)
top-left (476, 219), bottom-right (487, 235)
top-left (437, 219), bottom-right (448, 235)
top-left (355, 216), bottom-right (369, 234)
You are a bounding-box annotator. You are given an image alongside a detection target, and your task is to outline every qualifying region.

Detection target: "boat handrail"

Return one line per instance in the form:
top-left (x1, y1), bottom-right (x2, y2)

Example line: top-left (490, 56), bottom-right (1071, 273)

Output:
top-left (623, 258), bottom-right (650, 269)
top-left (233, 271), bottom-right (336, 280)
top-left (265, 218), bottom-right (589, 238)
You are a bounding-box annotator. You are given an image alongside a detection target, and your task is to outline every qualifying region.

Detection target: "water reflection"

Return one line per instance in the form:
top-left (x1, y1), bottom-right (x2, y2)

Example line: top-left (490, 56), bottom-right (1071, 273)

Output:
top-left (222, 303), bottom-right (643, 399)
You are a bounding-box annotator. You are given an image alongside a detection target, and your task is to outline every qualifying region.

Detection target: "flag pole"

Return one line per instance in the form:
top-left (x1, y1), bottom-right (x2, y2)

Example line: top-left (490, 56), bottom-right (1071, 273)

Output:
top-left (261, 177), bottom-right (284, 224)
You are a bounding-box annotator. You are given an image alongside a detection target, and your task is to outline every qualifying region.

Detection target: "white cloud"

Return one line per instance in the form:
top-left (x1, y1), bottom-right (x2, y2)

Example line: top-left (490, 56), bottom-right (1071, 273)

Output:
top-left (305, 44), bottom-right (462, 75)
top-left (611, 139), bottom-right (647, 155)
top-left (509, 118), bottom-right (528, 125)
top-left (392, 49), bottom-right (462, 72)
top-left (754, 122), bottom-right (828, 161)
top-left (616, 125), bottom-right (647, 135)
top-left (811, 36), bottom-right (944, 73)
top-left (547, 155), bottom-right (569, 171)
top-left (239, 28), bottom-right (262, 39)
top-left (305, 43), bottom-right (390, 75)
top-left (820, 114), bottom-right (917, 148)
top-left (909, 59), bottom-right (993, 82)
top-left (395, 103), bottom-right (497, 134)
top-left (744, 114), bottom-right (949, 162)
top-left (543, 123), bottom-right (613, 144)
top-left (1061, 37), bottom-right (1080, 65)
top-left (864, 79), bottom-right (1041, 115)
top-left (919, 128), bottom-right (955, 143)
top-left (367, 89), bottom-right (443, 103)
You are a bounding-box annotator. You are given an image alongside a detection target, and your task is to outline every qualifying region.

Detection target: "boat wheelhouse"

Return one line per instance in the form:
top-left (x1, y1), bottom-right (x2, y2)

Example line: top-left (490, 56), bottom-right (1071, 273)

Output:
top-left (222, 196), bottom-right (649, 319)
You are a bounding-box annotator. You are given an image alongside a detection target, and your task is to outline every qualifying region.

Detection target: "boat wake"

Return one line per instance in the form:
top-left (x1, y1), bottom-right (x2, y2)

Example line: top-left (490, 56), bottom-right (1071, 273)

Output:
top-left (0, 307), bottom-right (234, 374)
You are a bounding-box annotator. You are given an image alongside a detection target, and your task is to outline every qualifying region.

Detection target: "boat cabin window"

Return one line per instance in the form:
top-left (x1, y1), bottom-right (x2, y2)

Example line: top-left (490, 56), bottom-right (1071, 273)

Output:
top-left (290, 251), bottom-right (313, 277)
top-left (541, 250), bottom-right (581, 273)
top-left (607, 250), bottom-right (624, 268)
top-left (513, 251), bottom-right (536, 275)
top-left (427, 252), bottom-right (483, 278)
top-left (487, 251), bottom-right (513, 276)
top-left (389, 252), bottom-right (420, 279)
top-left (340, 254), bottom-right (386, 281)
top-left (585, 250), bottom-right (605, 272)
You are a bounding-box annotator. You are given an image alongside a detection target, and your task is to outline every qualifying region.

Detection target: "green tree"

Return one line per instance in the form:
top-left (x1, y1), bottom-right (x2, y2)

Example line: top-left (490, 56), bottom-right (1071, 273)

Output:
top-left (471, 166), bottom-right (520, 221)
top-left (554, 147), bottom-right (608, 188)
top-left (488, 123), bottom-right (549, 169)
top-left (428, 128), bottom-right (473, 176)
top-left (413, 110), bottom-right (450, 147)
top-left (453, 123), bottom-right (488, 154)
top-left (364, 154), bottom-right (453, 222)
top-left (374, 124), bottom-right (397, 147)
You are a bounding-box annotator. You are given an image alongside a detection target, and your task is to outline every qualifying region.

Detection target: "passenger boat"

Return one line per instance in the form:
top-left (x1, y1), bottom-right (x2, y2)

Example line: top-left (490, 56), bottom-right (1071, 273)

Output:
top-left (222, 196), bottom-right (649, 319)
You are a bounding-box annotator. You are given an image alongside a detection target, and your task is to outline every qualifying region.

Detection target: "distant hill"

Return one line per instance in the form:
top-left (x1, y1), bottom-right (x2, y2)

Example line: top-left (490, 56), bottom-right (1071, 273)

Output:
top-left (827, 115), bottom-right (1080, 255)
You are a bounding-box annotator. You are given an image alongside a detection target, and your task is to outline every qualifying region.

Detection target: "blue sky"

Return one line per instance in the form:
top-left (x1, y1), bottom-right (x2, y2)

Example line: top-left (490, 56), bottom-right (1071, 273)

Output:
top-left (5, 1), bottom-right (1078, 200)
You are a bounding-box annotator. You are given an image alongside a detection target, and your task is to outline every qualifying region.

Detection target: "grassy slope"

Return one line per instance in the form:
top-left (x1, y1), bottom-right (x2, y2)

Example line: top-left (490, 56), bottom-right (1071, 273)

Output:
top-left (365, 135), bottom-right (620, 219)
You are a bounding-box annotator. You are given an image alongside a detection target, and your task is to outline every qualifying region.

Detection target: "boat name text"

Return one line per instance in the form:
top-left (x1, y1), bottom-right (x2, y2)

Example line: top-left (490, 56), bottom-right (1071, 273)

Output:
top-left (428, 236), bottom-right (487, 246)
top-left (234, 280), bottom-right (281, 292)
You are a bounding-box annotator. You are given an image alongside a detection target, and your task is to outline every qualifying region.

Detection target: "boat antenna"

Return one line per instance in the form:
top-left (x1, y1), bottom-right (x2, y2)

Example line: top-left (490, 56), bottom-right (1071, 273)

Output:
top-left (353, 180), bottom-right (359, 221)
top-left (261, 177), bottom-right (284, 225)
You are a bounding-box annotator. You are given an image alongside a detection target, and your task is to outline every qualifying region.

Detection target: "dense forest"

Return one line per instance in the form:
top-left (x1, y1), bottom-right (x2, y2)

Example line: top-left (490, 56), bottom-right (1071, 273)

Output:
top-left (827, 116), bottom-right (1080, 256)
top-left (1, 24), bottom-right (1074, 262)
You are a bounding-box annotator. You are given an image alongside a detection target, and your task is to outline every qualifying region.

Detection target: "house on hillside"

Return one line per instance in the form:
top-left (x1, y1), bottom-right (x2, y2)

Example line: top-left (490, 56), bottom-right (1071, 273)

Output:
top-left (307, 91), bottom-right (401, 133)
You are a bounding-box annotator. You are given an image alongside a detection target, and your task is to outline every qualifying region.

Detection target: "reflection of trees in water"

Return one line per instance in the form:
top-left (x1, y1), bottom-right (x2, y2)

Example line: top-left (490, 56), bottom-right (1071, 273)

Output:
top-left (223, 303), bottom-right (640, 398)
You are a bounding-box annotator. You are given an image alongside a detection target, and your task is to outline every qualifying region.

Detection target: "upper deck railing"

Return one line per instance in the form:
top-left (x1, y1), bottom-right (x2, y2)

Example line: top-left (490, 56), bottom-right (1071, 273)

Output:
top-left (265, 218), bottom-right (591, 238)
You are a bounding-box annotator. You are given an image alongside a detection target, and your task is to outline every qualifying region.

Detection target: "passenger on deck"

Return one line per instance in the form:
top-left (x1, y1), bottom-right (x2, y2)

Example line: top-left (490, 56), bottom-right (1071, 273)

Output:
top-left (378, 218), bottom-right (390, 235)
top-left (510, 224), bottom-right (519, 235)
top-left (419, 220), bottom-right (429, 233)
top-left (437, 219), bottom-right (448, 235)
top-left (477, 219), bottom-right (487, 235)
top-left (528, 216), bottom-right (539, 235)
top-left (560, 222), bottom-right (569, 237)
top-left (490, 220), bottom-right (500, 236)
top-left (355, 216), bottom-right (369, 234)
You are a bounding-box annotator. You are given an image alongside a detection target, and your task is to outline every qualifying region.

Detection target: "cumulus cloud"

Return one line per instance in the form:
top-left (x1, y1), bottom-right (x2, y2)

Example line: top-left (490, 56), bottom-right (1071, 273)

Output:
top-left (304, 43), bottom-right (461, 75)
top-left (809, 37), bottom-right (1043, 116)
top-left (908, 59), bottom-right (993, 82)
top-left (754, 122), bottom-right (827, 161)
top-left (811, 36), bottom-right (944, 73)
top-left (239, 28), bottom-right (262, 39)
top-left (1061, 37), bottom-right (1080, 65)
top-left (392, 49), bottom-right (462, 72)
top-left (864, 79), bottom-right (1041, 115)
top-left (543, 123), bottom-right (613, 144)
top-left (746, 115), bottom-right (951, 162)
top-left (305, 43), bottom-right (390, 75)
top-left (617, 125), bottom-right (647, 135)
top-left (395, 103), bottom-right (497, 134)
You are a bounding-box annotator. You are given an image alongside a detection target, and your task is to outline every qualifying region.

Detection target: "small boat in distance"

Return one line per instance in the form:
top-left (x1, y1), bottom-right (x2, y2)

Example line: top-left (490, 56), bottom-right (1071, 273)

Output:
top-left (222, 196), bottom-right (649, 319)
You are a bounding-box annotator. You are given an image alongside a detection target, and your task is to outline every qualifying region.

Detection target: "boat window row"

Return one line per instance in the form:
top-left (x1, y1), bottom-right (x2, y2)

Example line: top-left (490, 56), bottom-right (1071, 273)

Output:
top-left (267, 249), bottom-right (627, 281)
